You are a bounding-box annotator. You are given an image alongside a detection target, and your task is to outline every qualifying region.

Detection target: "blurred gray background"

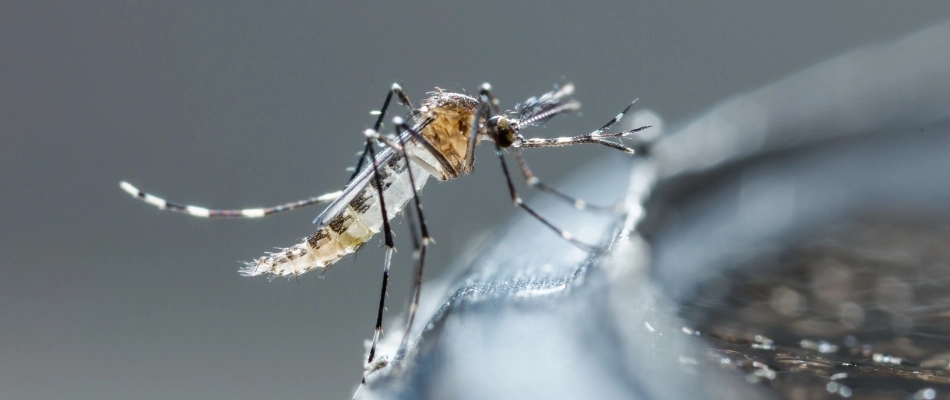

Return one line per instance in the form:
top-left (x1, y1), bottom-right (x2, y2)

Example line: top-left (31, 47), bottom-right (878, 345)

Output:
top-left (3, 2), bottom-right (950, 399)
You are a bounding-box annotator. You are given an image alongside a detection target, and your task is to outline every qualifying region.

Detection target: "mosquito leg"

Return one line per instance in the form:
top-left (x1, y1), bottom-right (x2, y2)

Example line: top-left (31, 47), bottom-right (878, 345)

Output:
top-left (516, 100), bottom-right (651, 154)
top-left (480, 96), bottom-right (602, 252)
top-left (354, 85), bottom-right (416, 366)
top-left (493, 143), bottom-right (601, 251)
top-left (349, 83), bottom-right (414, 184)
top-left (479, 82), bottom-right (501, 115)
top-left (119, 181), bottom-right (341, 218)
top-left (397, 209), bottom-right (427, 356)
top-left (390, 122), bottom-right (431, 356)
top-left (509, 147), bottom-right (617, 212)
top-left (360, 120), bottom-right (434, 357)
top-left (365, 133), bottom-right (396, 366)
top-left (461, 83), bottom-right (494, 173)
top-left (516, 126), bottom-right (650, 153)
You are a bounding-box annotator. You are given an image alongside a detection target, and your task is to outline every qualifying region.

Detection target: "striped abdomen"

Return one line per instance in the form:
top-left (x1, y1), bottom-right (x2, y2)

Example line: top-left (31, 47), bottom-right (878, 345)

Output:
top-left (240, 147), bottom-right (435, 277)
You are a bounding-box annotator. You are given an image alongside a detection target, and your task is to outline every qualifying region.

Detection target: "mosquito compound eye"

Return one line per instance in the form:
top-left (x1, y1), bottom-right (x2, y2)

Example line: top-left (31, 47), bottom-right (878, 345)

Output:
top-left (494, 117), bottom-right (515, 148)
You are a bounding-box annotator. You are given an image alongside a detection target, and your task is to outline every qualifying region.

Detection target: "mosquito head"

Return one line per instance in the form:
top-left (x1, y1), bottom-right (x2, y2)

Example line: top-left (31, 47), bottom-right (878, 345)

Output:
top-left (487, 115), bottom-right (516, 148)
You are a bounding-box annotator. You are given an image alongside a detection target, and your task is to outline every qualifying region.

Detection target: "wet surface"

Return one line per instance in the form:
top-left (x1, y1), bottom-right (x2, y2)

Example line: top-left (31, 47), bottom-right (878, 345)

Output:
top-left (682, 221), bottom-right (950, 399)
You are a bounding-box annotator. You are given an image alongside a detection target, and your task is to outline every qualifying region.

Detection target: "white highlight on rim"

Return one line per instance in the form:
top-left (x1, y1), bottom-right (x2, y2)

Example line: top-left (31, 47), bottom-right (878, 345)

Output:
top-left (186, 206), bottom-right (210, 217)
top-left (515, 283), bottom-right (567, 297)
top-left (241, 208), bottom-right (266, 218)
top-left (119, 181), bottom-right (138, 196)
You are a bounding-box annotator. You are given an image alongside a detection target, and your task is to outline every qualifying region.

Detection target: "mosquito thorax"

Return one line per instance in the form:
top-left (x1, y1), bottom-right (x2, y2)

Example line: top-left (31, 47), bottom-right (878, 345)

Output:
top-left (488, 116), bottom-right (516, 148)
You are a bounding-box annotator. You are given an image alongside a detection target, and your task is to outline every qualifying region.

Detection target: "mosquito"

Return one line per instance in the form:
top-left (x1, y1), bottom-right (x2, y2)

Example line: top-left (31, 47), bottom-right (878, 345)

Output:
top-left (120, 82), bottom-right (651, 380)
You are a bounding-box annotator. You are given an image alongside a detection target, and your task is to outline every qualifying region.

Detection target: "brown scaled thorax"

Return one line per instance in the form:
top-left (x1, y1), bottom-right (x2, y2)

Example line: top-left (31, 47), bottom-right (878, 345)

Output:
top-left (409, 90), bottom-right (481, 178)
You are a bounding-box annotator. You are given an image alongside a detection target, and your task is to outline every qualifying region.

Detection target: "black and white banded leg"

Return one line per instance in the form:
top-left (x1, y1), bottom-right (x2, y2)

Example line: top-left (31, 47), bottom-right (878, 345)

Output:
top-left (118, 84), bottom-right (415, 220)
top-left (119, 181), bottom-right (342, 218)
top-left (358, 118), bottom-right (436, 396)
top-left (509, 101), bottom-right (651, 212)
top-left (349, 83), bottom-right (414, 184)
top-left (385, 122), bottom-right (432, 358)
top-left (358, 117), bottom-right (436, 359)
top-left (364, 127), bottom-right (397, 368)
top-left (390, 118), bottom-right (433, 356)
top-left (353, 87), bottom-right (416, 371)
top-left (515, 100), bottom-right (651, 154)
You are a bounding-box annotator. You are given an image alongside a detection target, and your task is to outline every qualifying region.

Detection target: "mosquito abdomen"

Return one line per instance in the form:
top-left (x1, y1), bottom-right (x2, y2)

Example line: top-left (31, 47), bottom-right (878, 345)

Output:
top-left (241, 151), bottom-right (434, 278)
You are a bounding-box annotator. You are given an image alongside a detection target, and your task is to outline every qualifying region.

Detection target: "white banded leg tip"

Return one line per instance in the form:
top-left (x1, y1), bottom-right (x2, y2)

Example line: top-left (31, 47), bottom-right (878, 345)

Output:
top-left (364, 129), bottom-right (379, 138)
top-left (119, 181), bottom-right (138, 195)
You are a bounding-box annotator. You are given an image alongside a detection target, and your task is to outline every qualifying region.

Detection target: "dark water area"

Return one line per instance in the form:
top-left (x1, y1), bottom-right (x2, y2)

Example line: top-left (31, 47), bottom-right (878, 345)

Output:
top-left (682, 221), bottom-right (950, 399)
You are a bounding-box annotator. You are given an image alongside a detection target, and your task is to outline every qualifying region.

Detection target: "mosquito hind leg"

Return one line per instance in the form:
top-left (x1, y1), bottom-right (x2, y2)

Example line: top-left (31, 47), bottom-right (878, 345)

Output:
top-left (119, 181), bottom-right (341, 218)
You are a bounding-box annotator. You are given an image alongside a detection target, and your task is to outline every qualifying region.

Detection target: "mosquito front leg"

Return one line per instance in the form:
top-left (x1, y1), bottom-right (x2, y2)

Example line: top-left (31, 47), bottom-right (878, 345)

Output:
top-left (515, 100), bottom-right (651, 154)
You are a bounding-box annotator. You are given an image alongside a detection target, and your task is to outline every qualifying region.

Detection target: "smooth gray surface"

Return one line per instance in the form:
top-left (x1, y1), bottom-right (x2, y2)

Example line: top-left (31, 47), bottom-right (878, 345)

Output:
top-left (4, 3), bottom-right (950, 399)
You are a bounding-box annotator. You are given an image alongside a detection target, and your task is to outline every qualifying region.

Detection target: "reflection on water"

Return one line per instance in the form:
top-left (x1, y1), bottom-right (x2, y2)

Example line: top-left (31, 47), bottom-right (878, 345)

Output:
top-left (681, 221), bottom-right (950, 399)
